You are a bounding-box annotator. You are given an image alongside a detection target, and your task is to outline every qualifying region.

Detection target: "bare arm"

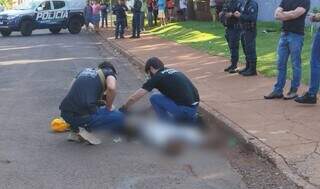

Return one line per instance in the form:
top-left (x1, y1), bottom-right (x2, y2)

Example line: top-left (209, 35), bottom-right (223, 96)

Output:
top-left (274, 7), bottom-right (283, 20)
top-left (277, 7), bottom-right (306, 21)
top-left (105, 76), bottom-right (117, 111)
top-left (123, 88), bottom-right (148, 110)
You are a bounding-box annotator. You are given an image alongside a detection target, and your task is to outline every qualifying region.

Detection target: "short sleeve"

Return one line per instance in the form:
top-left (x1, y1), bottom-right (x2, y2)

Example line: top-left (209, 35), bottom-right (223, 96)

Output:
top-left (102, 69), bottom-right (117, 80)
top-left (142, 75), bottom-right (160, 92)
top-left (298, 0), bottom-right (310, 11)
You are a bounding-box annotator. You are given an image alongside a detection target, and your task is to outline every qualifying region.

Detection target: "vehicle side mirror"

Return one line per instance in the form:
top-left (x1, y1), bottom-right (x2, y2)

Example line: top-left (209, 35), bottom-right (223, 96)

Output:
top-left (36, 7), bottom-right (43, 11)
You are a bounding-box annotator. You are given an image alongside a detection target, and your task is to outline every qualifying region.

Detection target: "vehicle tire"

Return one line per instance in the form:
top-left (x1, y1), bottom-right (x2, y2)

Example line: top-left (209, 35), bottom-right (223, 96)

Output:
top-left (49, 27), bottom-right (62, 34)
top-left (68, 18), bottom-right (82, 34)
top-left (0, 29), bottom-right (12, 37)
top-left (20, 20), bottom-right (33, 36)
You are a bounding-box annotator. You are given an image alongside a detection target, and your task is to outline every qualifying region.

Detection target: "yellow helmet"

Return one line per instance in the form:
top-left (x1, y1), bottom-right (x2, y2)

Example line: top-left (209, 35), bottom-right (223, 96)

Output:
top-left (51, 118), bottom-right (70, 133)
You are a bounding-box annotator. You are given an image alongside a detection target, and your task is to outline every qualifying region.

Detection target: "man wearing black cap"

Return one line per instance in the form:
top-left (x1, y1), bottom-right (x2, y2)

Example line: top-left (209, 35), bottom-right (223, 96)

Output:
top-left (120, 57), bottom-right (200, 123)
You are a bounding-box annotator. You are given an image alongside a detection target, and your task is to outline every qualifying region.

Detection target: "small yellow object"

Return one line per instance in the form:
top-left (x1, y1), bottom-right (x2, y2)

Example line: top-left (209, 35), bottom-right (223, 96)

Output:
top-left (51, 118), bottom-right (70, 133)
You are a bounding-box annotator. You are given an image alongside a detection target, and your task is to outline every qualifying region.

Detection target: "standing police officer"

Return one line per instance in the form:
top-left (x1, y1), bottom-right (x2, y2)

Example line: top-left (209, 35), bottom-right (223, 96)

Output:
top-left (219, 0), bottom-right (243, 73)
top-left (234, 0), bottom-right (258, 76)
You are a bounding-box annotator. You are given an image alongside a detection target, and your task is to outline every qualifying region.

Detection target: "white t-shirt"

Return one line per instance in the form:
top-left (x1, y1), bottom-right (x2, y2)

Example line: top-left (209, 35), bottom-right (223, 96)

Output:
top-left (179, 0), bottom-right (187, 9)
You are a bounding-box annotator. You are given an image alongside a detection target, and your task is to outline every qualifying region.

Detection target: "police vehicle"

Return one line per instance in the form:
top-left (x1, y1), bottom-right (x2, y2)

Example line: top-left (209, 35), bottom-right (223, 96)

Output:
top-left (0, 0), bottom-right (86, 37)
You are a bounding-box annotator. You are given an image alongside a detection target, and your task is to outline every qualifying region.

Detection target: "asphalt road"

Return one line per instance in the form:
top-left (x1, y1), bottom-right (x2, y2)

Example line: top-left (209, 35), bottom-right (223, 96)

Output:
top-left (0, 30), bottom-right (246, 189)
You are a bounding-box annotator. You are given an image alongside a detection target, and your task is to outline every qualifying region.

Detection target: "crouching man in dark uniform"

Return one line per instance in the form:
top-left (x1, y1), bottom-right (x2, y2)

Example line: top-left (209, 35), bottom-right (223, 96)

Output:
top-left (234, 0), bottom-right (258, 76)
top-left (120, 57), bottom-right (200, 123)
top-left (59, 61), bottom-right (124, 145)
top-left (220, 0), bottom-right (243, 73)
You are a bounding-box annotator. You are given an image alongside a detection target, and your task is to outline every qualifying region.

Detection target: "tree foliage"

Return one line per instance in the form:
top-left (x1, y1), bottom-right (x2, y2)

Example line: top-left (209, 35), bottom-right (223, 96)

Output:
top-left (0, 0), bottom-right (13, 8)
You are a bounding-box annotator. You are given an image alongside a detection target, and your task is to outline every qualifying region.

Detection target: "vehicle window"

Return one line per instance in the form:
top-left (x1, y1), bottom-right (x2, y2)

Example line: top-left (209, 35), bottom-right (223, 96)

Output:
top-left (39, 1), bottom-right (51, 10)
top-left (53, 1), bottom-right (65, 9)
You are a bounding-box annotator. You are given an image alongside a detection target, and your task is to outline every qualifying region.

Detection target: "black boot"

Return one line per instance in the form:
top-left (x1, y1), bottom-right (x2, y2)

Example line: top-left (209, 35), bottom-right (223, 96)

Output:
top-left (295, 92), bottom-right (317, 104)
top-left (241, 62), bottom-right (257, 76)
top-left (238, 61), bottom-right (249, 75)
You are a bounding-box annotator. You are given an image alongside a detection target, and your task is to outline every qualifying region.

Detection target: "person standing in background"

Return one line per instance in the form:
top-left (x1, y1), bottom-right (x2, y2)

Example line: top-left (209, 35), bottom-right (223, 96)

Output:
top-left (100, 1), bottom-right (109, 28)
top-left (295, 13), bottom-right (320, 104)
top-left (166, 0), bottom-right (174, 22)
top-left (131, 0), bottom-right (142, 38)
top-left (113, 0), bottom-right (128, 39)
top-left (153, 0), bottom-right (159, 26)
top-left (158, 0), bottom-right (166, 26)
top-left (84, 1), bottom-right (93, 31)
top-left (140, 0), bottom-right (147, 31)
top-left (219, 0), bottom-right (243, 74)
top-left (264, 0), bottom-right (310, 100)
top-left (179, 0), bottom-right (187, 21)
top-left (147, 0), bottom-right (154, 27)
top-left (92, 0), bottom-right (101, 32)
top-left (234, 0), bottom-right (258, 77)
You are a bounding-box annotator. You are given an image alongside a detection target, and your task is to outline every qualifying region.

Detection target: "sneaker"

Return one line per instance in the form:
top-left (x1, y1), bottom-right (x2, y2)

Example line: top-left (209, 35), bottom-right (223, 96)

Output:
top-left (228, 67), bottom-right (238, 74)
top-left (284, 88), bottom-right (298, 100)
top-left (67, 131), bottom-right (82, 142)
top-left (78, 127), bottom-right (101, 145)
top-left (224, 65), bottom-right (235, 72)
top-left (295, 92), bottom-right (317, 104)
top-left (264, 91), bottom-right (284, 100)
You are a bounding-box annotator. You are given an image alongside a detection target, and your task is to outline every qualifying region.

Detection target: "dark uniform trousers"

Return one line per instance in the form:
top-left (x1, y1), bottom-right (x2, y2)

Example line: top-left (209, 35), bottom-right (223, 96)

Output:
top-left (225, 27), bottom-right (244, 67)
top-left (239, 0), bottom-right (258, 75)
top-left (221, 0), bottom-right (243, 69)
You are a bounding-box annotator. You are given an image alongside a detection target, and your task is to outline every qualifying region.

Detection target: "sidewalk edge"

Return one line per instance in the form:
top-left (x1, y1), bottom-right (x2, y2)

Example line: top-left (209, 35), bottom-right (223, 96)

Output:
top-left (99, 33), bottom-right (318, 189)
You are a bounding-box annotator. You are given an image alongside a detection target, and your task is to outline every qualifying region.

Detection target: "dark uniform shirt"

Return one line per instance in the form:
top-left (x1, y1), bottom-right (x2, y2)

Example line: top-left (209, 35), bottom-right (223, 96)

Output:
top-left (221, 0), bottom-right (242, 27)
top-left (132, 0), bottom-right (142, 13)
top-left (113, 4), bottom-right (128, 21)
top-left (279, 0), bottom-right (310, 35)
top-left (59, 68), bottom-right (116, 116)
top-left (142, 68), bottom-right (200, 106)
top-left (239, 0), bottom-right (258, 25)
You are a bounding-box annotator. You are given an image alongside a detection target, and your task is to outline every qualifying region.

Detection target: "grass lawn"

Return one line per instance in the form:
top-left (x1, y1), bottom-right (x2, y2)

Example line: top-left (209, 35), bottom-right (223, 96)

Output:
top-left (147, 21), bottom-right (313, 84)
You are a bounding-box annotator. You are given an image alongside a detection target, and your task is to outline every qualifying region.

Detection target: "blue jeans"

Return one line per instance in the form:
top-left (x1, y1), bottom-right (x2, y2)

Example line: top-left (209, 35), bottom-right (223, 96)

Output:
top-left (101, 12), bottom-right (108, 28)
top-left (147, 11), bottom-right (153, 27)
top-left (308, 30), bottom-right (320, 95)
top-left (274, 32), bottom-right (304, 93)
top-left (150, 94), bottom-right (198, 122)
top-left (61, 108), bottom-right (124, 132)
top-left (115, 20), bottom-right (125, 38)
top-left (132, 12), bottom-right (141, 37)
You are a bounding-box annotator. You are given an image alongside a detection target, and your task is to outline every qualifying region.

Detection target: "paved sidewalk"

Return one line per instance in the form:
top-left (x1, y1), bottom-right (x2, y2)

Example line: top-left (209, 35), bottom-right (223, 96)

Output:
top-left (99, 29), bottom-right (320, 188)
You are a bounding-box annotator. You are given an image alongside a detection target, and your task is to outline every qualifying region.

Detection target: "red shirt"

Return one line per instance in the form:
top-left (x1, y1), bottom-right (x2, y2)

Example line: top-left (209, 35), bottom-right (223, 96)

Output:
top-left (167, 0), bottom-right (174, 8)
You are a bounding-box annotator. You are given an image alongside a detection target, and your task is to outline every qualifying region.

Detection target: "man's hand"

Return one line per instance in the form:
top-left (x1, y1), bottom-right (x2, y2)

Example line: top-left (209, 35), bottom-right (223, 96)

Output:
top-left (234, 11), bottom-right (241, 18)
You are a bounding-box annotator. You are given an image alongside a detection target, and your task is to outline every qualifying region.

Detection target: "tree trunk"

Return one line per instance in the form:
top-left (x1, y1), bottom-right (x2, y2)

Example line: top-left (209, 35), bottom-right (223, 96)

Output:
top-left (195, 0), bottom-right (212, 21)
top-left (187, 0), bottom-right (196, 20)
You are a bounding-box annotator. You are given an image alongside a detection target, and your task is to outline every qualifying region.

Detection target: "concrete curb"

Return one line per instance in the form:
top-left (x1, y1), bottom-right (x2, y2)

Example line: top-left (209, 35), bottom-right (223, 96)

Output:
top-left (98, 33), bottom-right (318, 189)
